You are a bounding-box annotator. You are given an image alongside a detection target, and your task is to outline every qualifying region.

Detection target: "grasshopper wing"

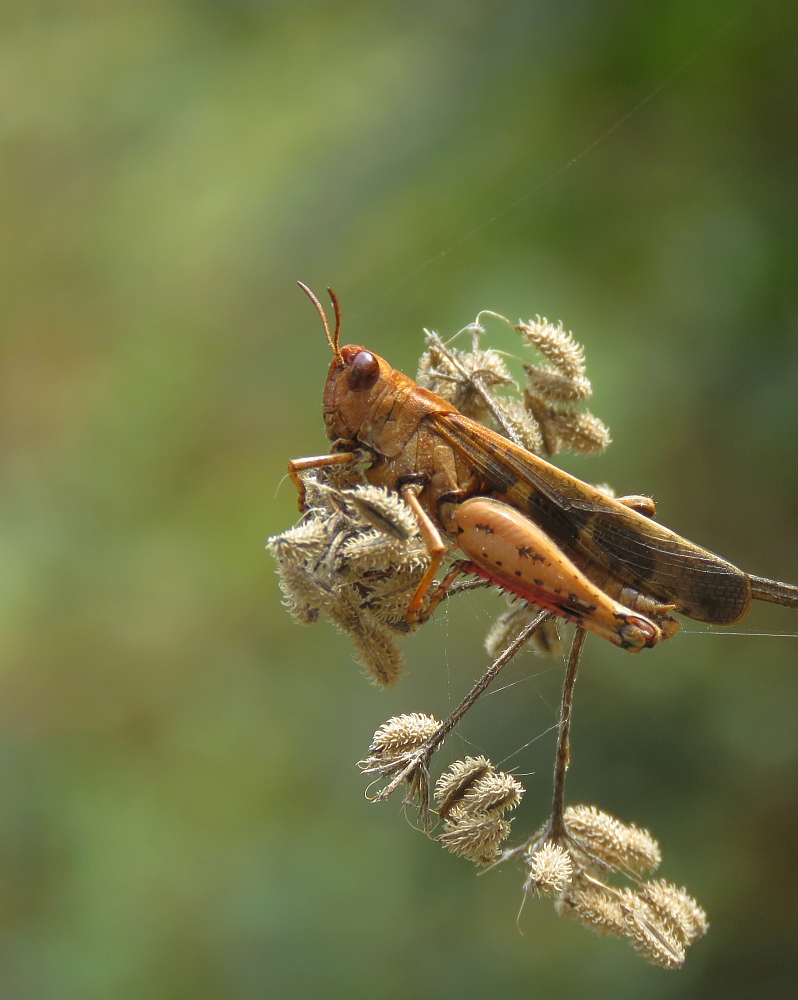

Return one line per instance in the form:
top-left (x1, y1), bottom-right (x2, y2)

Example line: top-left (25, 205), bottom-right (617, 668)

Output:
top-left (429, 410), bottom-right (751, 625)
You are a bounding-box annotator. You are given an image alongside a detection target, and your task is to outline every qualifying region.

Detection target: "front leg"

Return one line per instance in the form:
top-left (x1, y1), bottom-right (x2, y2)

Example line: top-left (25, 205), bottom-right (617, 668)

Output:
top-left (400, 484), bottom-right (449, 622)
top-left (287, 451), bottom-right (359, 510)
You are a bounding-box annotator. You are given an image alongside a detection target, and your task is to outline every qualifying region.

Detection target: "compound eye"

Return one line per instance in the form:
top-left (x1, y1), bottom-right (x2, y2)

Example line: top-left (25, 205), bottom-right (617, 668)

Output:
top-left (348, 350), bottom-right (380, 392)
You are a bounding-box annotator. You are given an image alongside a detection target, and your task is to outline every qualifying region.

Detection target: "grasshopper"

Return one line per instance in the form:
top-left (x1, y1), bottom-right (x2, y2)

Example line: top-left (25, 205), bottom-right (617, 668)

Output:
top-left (288, 284), bottom-right (798, 652)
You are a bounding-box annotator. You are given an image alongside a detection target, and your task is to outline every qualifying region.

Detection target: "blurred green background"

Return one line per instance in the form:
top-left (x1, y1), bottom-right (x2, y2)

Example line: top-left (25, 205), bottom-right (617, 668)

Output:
top-left (2, 1), bottom-right (797, 997)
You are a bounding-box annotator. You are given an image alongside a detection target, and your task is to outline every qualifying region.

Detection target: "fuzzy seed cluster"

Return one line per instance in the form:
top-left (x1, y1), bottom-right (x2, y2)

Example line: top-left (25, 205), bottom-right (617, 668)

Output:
top-left (267, 470), bottom-right (432, 685)
top-left (522, 805), bottom-right (708, 969)
top-left (418, 314), bottom-right (610, 461)
top-left (434, 757), bottom-right (525, 866)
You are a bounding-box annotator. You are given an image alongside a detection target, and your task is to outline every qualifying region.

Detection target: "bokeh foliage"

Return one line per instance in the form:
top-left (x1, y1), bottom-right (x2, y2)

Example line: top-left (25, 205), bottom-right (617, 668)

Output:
top-left (1, 1), bottom-right (797, 997)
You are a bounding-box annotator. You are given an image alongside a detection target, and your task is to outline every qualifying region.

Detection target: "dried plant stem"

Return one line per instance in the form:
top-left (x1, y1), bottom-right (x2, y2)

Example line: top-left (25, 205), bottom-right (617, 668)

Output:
top-left (372, 609), bottom-right (553, 808)
top-left (430, 608), bottom-right (554, 748)
top-left (549, 627), bottom-right (586, 840)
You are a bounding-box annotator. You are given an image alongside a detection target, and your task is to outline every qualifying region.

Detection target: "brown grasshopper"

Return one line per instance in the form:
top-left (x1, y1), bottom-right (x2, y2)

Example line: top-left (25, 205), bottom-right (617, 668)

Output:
top-left (288, 283), bottom-right (798, 652)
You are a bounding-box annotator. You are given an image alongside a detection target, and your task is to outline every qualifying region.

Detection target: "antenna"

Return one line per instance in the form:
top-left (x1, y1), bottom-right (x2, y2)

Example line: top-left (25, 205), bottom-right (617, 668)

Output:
top-left (297, 281), bottom-right (342, 360)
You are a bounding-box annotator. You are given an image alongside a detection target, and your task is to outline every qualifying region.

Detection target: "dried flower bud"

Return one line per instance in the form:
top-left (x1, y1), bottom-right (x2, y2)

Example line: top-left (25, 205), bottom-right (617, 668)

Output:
top-left (564, 805), bottom-right (662, 876)
top-left (525, 842), bottom-right (574, 896)
top-left (267, 517), bottom-right (339, 624)
top-left (419, 333), bottom-right (545, 451)
top-left (523, 364), bottom-right (592, 404)
top-left (301, 462), bottom-right (369, 508)
top-left (528, 805), bottom-right (708, 968)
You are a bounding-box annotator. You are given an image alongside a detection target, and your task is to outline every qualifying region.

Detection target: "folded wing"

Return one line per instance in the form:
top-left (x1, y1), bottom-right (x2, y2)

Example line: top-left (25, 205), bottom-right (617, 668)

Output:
top-left (429, 410), bottom-right (751, 624)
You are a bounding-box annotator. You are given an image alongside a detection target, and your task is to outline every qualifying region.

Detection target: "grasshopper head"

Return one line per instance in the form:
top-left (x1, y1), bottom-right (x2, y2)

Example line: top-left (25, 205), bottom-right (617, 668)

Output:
top-left (322, 344), bottom-right (395, 443)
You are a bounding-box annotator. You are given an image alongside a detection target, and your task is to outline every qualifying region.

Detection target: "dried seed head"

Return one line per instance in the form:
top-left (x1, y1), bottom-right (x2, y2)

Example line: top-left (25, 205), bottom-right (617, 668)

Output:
top-left (418, 333), bottom-right (537, 449)
top-left (267, 517), bottom-right (340, 624)
top-left (417, 342), bottom-right (515, 424)
top-left (435, 758), bottom-right (523, 864)
top-left (438, 812), bottom-right (512, 866)
top-left (557, 881), bottom-right (702, 969)
top-left (557, 884), bottom-right (628, 939)
top-left (532, 805), bottom-right (708, 968)
top-left (359, 713), bottom-right (437, 821)
top-left (339, 611), bottom-right (405, 686)
top-left (639, 880), bottom-right (709, 946)
top-left (301, 461), bottom-right (368, 508)
top-left (327, 598), bottom-right (410, 686)
top-left (618, 889), bottom-right (687, 969)
top-left (416, 313), bottom-right (612, 465)
top-left (490, 396), bottom-right (544, 454)
top-left (525, 842), bottom-right (574, 896)
top-left (531, 408), bottom-right (611, 457)
top-left (435, 757), bottom-right (524, 818)
top-left (516, 316), bottom-right (587, 385)
top-left (464, 770), bottom-right (525, 816)
top-left (434, 756), bottom-right (493, 818)
top-left (510, 314), bottom-right (613, 457)
top-left (341, 485), bottom-right (419, 542)
top-left (564, 805), bottom-right (662, 876)
top-left (523, 364), bottom-right (591, 404)
top-left (339, 530), bottom-right (430, 580)
top-left (272, 563), bottom-right (328, 624)
top-left (367, 713), bottom-right (440, 761)
top-left (268, 471), bottom-right (434, 685)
